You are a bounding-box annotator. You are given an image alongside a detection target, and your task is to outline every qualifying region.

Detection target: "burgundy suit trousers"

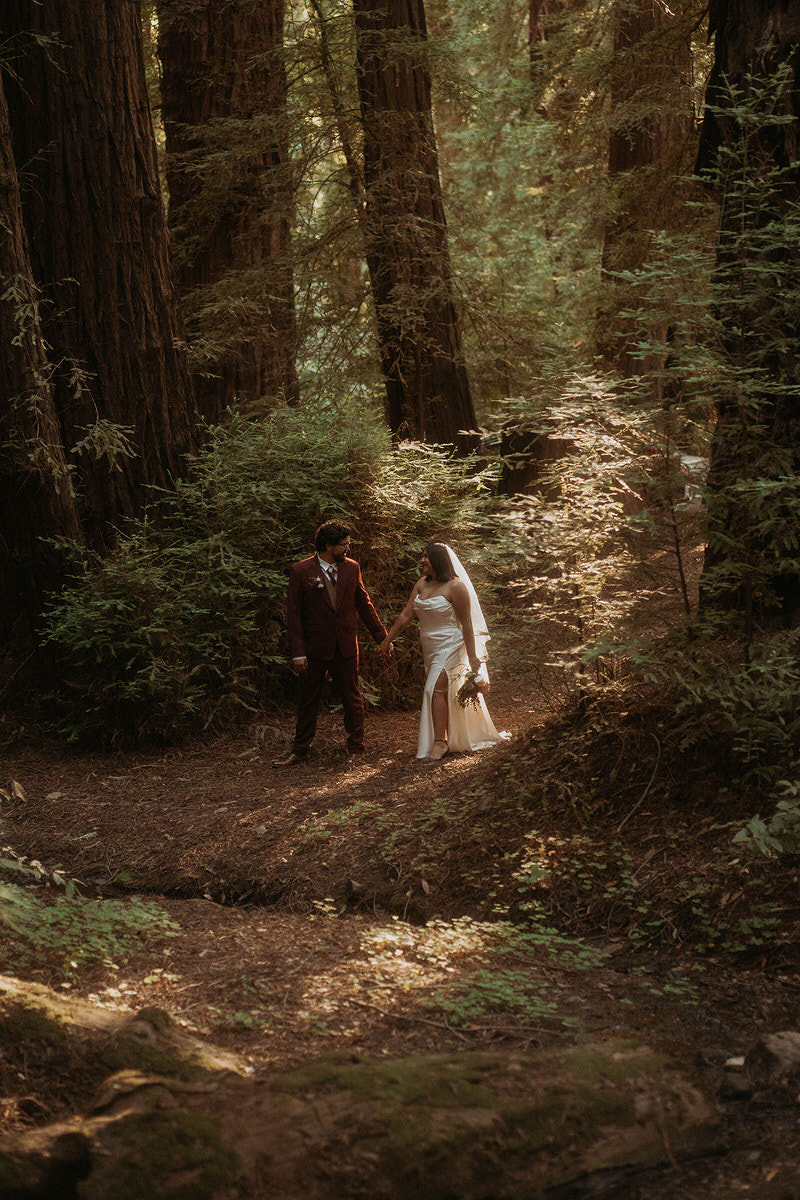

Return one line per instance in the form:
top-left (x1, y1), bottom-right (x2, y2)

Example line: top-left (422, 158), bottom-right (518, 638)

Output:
top-left (292, 650), bottom-right (364, 755)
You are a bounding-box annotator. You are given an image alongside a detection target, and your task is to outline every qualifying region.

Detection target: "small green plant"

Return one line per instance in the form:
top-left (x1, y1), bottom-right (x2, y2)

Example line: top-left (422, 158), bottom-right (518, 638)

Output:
top-left (429, 968), bottom-right (564, 1027)
top-left (0, 864), bottom-right (179, 977)
top-left (734, 780), bottom-right (800, 856)
top-left (528, 830), bottom-right (784, 956)
top-left (630, 966), bottom-right (700, 1004)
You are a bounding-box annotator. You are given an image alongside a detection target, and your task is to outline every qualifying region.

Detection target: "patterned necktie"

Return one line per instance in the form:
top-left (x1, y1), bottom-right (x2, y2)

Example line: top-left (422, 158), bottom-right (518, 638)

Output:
top-left (328, 565), bottom-right (337, 587)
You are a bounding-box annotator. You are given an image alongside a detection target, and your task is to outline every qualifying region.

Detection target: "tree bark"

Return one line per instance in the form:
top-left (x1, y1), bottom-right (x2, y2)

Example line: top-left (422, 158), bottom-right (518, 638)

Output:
top-left (0, 72), bottom-right (84, 637)
top-left (697, 0), bottom-right (800, 619)
top-left (158, 0), bottom-right (299, 422)
top-left (598, 0), bottom-right (694, 381)
top-left (353, 0), bottom-right (476, 444)
top-left (1, 0), bottom-right (198, 548)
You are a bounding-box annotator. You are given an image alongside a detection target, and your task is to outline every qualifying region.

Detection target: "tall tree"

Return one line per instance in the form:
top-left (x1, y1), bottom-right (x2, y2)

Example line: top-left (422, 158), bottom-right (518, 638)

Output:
top-left (1, 0), bottom-right (198, 548)
top-left (697, 0), bottom-right (800, 619)
top-left (598, 0), bottom-right (695, 382)
top-left (0, 71), bottom-right (83, 636)
top-left (353, 0), bottom-right (476, 443)
top-left (158, 0), bottom-right (299, 421)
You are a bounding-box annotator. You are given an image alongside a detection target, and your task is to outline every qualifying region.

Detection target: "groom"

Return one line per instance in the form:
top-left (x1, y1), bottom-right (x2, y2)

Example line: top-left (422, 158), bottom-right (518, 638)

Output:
top-left (273, 521), bottom-right (390, 766)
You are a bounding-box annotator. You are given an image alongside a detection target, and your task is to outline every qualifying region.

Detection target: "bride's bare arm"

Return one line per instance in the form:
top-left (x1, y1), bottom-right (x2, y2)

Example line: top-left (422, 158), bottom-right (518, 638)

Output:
top-left (378, 583), bottom-right (420, 656)
top-left (448, 580), bottom-right (480, 671)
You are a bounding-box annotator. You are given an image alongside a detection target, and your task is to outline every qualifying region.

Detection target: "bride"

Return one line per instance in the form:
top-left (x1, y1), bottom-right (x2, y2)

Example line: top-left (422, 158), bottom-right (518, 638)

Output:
top-left (379, 543), bottom-right (502, 761)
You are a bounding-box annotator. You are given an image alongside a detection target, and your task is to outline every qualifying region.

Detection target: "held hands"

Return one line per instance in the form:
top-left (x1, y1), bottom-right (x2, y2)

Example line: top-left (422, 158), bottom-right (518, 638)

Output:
top-left (377, 636), bottom-right (394, 658)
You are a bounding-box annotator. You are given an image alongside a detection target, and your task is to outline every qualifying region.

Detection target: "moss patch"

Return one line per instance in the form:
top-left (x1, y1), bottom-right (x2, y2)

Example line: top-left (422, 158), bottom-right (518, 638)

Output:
top-left (0, 997), bottom-right (70, 1049)
top-left (274, 1050), bottom-right (502, 1108)
top-left (262, 1042), bottom-right (717, 1199)
top-left (79, 1108), bottom-right (238, 1200)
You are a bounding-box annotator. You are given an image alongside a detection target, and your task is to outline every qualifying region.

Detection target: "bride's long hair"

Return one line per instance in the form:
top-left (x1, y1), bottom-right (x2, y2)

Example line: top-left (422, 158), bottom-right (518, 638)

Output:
top-left (424, 543), bottom-right (456, 582)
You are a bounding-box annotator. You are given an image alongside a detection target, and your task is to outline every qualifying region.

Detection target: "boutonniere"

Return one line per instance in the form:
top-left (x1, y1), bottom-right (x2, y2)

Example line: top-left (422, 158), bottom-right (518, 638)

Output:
top-left (309, 575), bottom-right (326, 589)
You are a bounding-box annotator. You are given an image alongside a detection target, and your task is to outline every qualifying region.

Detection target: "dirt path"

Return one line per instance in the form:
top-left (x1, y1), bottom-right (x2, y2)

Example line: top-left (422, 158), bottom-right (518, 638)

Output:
top-left (1, 657), bottom-right (800, 1196)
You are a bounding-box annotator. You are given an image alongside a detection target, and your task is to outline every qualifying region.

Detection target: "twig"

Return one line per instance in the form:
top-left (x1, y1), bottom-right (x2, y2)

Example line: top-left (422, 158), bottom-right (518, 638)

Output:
top-left (348, 998), bottom-right (569, 1040)
top-left (0, 651), bottom-right (35, 703)
top-left (615, 732), bottom-right (661, 833)
top-left (458, 1024), bottom-right (569, 1037)
top-left (655, 1111), bottom-right (679, 1170)
top-left (348, 997), bottom-right (472, 1041)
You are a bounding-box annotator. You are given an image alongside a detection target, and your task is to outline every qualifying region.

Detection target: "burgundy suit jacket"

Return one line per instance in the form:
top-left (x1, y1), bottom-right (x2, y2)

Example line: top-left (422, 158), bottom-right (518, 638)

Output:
top-left (286, 555), bottom-right (387, 661)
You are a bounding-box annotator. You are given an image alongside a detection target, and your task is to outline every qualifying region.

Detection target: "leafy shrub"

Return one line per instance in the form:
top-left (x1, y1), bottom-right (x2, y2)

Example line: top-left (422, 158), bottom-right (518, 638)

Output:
top-left (672, 629), bottom-right (800, 791)
top-left (43, 404), bottom-right (488, 744)
top-left (0, 856), bottom-right (178, 977)
top-left (734, 781), bottom-right (800, 857)
top-left (496, 66), bottom-right (800, 862)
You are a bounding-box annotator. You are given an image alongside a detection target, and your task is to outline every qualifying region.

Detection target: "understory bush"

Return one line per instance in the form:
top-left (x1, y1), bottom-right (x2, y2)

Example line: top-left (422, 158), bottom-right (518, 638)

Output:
top-left (42, 404), bottom-right (489, 745)
top-left (493, 69), bottom-right (800, 858)
top-left (0, 855), bottom-right (178, 977)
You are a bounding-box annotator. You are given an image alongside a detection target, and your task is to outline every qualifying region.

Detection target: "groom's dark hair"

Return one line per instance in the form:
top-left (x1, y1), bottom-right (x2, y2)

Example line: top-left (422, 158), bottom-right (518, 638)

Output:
top-left (315, 520), bottom-right (351, 552)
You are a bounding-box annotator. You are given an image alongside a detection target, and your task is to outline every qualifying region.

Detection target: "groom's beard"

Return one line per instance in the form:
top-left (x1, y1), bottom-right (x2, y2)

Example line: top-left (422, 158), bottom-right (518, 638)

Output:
top-left (333, 551), bottom-right (347, 563)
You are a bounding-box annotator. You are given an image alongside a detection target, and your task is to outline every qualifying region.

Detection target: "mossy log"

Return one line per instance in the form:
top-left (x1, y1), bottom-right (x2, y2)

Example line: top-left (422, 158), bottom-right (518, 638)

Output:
top-left (0, 979), bottom-right (720, 1199)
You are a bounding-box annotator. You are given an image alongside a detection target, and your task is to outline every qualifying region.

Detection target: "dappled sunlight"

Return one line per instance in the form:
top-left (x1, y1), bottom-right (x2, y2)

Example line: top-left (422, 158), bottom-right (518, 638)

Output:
top-left (298, 916), bottom-right (504, 1019)
top-left (513, 834), bottom-right (554, 892)
top-left (290, 913), bottom-right (603, 1041)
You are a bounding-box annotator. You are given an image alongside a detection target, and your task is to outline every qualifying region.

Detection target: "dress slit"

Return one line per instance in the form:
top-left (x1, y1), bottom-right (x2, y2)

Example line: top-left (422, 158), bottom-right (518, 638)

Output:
top-left (415, 595), bottom-right (502, 759)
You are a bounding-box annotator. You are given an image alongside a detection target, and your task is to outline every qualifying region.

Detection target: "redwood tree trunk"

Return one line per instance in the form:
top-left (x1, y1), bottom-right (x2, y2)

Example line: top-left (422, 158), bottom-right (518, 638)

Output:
top-left (158, 0), bottom-right (299, 422)
top-left (1, 0), bottom-right (198, 548)
top-left (353, 0), bottom-right (476, 444)
top-left (598, 0), bottom-right (693, 380)
top-left (0, 73), bottom-right (84, 635)
top-left (697, 0), bottom-right (800, 619)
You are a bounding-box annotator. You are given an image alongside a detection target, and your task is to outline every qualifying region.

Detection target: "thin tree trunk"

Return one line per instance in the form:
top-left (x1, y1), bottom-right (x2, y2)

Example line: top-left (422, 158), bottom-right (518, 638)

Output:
top-left (529, 0), bottom-right (563, 53)
top-left (2, 0), bottom-right (198, 548)
top-left (353, 0), bottom-right (476, 444)
top-left (0, 73), bottom-right (84, 635)
top-left (158, 0), bottom-right (299, 421)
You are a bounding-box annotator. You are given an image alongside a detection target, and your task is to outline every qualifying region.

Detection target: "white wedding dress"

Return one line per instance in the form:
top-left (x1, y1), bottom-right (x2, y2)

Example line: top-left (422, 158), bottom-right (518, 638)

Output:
top-left (415, 594), bottom-right (502, 759)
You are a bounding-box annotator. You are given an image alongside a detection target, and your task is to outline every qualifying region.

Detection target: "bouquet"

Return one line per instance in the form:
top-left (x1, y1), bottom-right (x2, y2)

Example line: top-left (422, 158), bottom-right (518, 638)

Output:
top-left (456, 666), bottom-right (489, 708)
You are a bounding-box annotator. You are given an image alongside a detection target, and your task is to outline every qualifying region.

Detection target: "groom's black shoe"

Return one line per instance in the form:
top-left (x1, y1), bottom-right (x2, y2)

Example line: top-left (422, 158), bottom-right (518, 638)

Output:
top-left (272, 751), bottom-right (306, 767)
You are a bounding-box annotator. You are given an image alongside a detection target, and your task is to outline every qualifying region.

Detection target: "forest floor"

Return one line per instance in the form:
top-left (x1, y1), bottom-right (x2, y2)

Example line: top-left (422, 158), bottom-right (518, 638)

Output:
top-left (1, 569), bottom-right (799, 1197)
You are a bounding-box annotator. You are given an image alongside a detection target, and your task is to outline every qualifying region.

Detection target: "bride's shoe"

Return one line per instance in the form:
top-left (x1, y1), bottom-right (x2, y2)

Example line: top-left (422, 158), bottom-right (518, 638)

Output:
top-left (428, 739), bottom-right (448, 761)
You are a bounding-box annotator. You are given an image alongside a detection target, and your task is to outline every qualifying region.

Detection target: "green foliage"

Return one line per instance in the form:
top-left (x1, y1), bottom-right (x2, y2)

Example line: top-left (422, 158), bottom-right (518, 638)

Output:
top-left (671, 629), bottom-right (800, 792)
top-left (422, 914), bottom-right (600, 1027)
top-left (0, 861), bottom-right (179, 978)
top-left (42, 403), bottom-right (487, 743)
top-left (734, 780), bottom-right (800, 857)
top-left (285, 0), bottom-right (383, 409)
top-left (430, 0), bottom-right (607, 406)
top-left (430, 967), bottom-right (563, 1027)
top-left (521, 831), bottom-right (783, 956)
top-left (495, 64), bottom-right (800, 866)
top-left (72, 418), bottom-right (137, 469)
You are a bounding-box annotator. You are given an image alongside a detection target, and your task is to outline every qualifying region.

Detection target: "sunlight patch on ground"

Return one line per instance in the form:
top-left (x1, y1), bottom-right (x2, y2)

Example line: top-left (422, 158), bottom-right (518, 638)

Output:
top-left (293, 914), bottom-right (593, 1036)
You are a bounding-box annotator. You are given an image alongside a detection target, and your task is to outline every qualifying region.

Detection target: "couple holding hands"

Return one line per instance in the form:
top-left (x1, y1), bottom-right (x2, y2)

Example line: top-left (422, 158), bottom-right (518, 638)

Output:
top-left (273, 521), bottom-right (502, 767)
